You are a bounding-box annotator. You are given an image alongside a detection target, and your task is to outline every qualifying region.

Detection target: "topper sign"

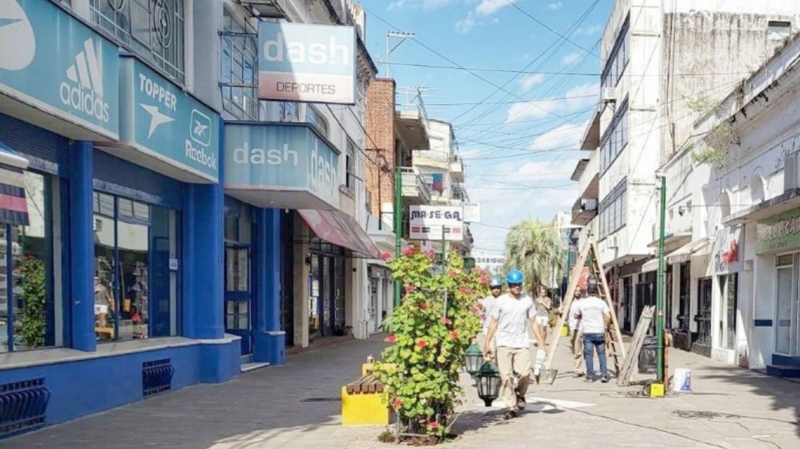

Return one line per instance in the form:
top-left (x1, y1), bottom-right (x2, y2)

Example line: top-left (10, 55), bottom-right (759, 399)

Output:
top-left (409, 205), bottom-right (464, 241)
top-left (258, 21), bottom-right (356, 104)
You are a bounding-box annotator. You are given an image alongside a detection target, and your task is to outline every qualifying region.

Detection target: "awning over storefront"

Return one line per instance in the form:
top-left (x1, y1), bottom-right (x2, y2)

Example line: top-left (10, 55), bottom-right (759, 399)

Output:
top-left (298, 209), bottom-right (382, 259)
top-left (0, 140), bottom-right (29, 226)
top-left (642, 236), bottom-right (712, 271)
top-left (666, 237), bottom-right (712, 264)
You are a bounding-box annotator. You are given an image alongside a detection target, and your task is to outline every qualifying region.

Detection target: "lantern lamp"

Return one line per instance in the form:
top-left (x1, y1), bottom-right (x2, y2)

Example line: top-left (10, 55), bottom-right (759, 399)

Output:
top-left (463, 343), bottom-right (484, 377)
top-left (475, 361), bottom-right (501, 407)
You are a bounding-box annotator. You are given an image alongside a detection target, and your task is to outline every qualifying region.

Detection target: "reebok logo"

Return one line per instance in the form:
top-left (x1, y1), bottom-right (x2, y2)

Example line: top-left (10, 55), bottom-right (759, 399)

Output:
top-left (0, 0), bottom-right (35, 71)
top-left (59, 38), bottom-right (110, 123)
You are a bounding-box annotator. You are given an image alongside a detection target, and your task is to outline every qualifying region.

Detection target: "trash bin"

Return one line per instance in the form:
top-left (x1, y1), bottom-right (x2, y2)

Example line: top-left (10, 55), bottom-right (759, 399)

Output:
top-left (638, 335), bottom-right (657, 374)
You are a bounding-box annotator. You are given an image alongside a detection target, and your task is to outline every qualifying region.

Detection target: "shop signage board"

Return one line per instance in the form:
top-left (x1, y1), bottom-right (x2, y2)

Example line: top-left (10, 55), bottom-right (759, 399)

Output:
top-left (0, 0), bottom-right (119, 139)
top-left (257, 21), bottom-right (356, 104)
top-left (462, 202), bottom-right (481, 223)
top-left (756, 207), bottom-right (800, 254)
top-left (713, 225), bottom-right (743, 274)
top-left (224, 123), bottom-right (340, 209)
top-left (409, 205), bottom-right (464, 241)
top-left (118, 57), bottom-right (220, 183)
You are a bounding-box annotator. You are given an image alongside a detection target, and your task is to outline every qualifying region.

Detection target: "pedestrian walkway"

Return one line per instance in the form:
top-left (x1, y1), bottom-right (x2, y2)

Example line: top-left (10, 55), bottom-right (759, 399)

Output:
top-left (4, 334), bottom-right (800, 448)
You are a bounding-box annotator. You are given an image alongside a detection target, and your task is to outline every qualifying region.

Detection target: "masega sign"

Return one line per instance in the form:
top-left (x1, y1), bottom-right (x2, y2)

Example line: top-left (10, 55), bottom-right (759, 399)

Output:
top-left (257, 21), bottom-right (356, 104)
top-left (409, 205), bottom-right (464, 241)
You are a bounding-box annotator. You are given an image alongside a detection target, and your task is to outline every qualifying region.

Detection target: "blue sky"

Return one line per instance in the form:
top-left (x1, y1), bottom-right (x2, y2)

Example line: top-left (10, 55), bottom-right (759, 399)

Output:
top-left (359, 0), bottom-right (612, 252)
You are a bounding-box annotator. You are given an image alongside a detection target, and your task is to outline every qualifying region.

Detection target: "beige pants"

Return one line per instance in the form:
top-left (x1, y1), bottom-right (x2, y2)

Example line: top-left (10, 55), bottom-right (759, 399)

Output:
top-left (496, 346), bottom-right (532, 410)
top-left (570, 329), bottom-right (584, 374)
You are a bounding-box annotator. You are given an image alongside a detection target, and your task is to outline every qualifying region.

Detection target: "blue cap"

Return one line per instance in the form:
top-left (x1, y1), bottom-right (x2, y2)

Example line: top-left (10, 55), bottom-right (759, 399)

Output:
top-left (506, 269), bottom-right (524, 284)
top-left (489, 276), bottom-right (503, 287)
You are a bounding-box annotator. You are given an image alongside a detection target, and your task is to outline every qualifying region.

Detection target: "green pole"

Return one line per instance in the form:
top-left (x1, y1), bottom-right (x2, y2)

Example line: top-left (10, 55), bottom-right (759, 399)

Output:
top-left (656, 175), bottom-right (667, 383)
top-left (394, 167), bottom-right (402, 308)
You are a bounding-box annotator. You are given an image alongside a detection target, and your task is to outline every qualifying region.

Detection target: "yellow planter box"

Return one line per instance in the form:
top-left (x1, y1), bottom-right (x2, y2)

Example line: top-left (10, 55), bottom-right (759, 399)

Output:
top-left (341, 387), bottom-right (392, 426)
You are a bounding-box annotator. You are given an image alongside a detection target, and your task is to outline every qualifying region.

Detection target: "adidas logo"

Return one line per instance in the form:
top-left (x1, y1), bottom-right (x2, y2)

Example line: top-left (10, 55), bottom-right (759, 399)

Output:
top-left (59, 38), bottom-right (110, 123)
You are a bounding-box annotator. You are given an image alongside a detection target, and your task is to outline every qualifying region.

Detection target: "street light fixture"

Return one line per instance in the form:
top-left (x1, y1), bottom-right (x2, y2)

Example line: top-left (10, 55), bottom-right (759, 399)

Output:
top-left (475, 361), bottom-right (501, 407)
top-left (463, 343), bottom-right (484, 377)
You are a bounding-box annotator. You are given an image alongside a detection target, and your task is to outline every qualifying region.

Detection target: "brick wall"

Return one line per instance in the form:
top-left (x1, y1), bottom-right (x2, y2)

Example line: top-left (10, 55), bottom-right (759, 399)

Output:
top-left (365, 78), bottom-right (397, 217)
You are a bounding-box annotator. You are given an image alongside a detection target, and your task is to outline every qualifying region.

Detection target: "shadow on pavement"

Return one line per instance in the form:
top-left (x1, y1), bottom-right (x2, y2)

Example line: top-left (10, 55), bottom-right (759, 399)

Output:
top-left (0, 336), bottom-right (388, 449)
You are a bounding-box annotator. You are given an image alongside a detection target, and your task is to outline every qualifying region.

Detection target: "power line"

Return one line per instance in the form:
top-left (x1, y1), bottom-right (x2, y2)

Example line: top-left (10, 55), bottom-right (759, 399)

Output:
top-left (425, 93), bottom-right (596, 107)
top-left (505, 0), bottom-right (601, 59)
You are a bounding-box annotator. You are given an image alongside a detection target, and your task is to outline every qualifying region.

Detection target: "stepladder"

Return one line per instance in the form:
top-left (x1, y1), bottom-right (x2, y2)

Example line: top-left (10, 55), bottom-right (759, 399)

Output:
top-left (543, 238), bottom-right (626, 378)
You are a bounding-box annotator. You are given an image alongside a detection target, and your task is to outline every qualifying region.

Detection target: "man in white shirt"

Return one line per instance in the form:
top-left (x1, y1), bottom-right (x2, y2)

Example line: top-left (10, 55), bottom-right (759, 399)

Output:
top-left (477, 276), bottom-right (503, 358)
top-left (574, 275), bottom-right (611, 383)
top-left (561, 288), bottom-right (584, 377)
top-left (484, 269), bottom-right (546, 420)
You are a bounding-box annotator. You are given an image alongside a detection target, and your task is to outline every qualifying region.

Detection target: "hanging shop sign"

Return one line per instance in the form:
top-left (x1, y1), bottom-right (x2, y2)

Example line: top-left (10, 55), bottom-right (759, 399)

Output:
top-left (713, 225), bottom-right (743, 274)
top-left (409, 205), bottom-right (464, 241)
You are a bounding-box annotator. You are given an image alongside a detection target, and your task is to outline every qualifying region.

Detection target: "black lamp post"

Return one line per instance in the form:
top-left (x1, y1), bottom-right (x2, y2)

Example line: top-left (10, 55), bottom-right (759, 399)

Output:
top-left (463, 343), bottom-right (484, 377)
top-left (475, 361), bottom-right (501, 407)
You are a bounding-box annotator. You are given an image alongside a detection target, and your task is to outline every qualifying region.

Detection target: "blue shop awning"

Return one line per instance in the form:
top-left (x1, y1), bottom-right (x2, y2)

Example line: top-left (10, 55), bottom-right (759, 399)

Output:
top-left (0, 140), bottom-right (30, 226)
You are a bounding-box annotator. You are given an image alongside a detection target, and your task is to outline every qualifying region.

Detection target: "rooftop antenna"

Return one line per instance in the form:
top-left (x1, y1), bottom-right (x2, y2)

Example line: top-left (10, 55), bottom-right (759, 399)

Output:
top-left (386, 31), bottom-right (415, 78)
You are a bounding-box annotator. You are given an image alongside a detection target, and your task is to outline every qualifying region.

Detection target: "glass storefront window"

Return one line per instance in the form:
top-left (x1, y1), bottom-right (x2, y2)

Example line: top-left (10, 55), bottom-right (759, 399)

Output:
top-left (93, 192), bottom-right (180, 342)
top-left (1, 171), bottom-right (59, 353)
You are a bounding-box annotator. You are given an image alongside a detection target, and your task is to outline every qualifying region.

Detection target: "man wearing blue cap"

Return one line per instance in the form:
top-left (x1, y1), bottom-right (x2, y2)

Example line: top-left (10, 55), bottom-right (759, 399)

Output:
top-left (484, 269), bottom-right (546, 420)
top-left (477, 275), bottom-right (503, 358)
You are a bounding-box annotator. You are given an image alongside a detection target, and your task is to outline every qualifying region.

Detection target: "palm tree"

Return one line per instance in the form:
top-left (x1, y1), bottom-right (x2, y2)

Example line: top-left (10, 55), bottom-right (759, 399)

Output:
top-left (503, 218), bottom-right (564, 293)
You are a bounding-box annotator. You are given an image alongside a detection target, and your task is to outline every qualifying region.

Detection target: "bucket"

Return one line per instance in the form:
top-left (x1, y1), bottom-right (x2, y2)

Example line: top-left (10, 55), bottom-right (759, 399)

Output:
top-left (672, 368), bottom-right (692, 392)
top-left (539, 368), bottom-right (558, 385)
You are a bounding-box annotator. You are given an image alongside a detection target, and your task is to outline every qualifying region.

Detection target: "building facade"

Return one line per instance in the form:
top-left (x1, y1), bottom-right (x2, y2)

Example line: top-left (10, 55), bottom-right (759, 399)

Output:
top-left (571, 0), bottom-right (800, 336)
top-left (0, 0), bottom-right (380, 434)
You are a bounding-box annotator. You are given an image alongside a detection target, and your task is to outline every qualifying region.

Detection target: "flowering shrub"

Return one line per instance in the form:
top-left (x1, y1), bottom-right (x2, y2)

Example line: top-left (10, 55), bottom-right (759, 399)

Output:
top-left (373, 249), bottom-right (488, 441)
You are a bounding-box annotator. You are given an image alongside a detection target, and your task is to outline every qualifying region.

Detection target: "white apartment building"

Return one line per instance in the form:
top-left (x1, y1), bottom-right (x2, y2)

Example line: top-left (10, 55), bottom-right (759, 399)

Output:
top-left (572, 0), bottom-right (800, 334)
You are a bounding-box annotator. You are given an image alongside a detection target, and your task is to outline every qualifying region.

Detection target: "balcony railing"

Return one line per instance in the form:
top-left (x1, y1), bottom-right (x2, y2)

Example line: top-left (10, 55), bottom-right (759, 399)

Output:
top-left (400, 167), bottom-right (431, 203)
top-left (572, 198), bottom-right (598, 225)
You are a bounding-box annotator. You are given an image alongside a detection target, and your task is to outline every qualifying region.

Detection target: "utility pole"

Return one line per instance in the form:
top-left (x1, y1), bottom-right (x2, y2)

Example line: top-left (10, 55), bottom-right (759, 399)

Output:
top-left (386, 31), bottom-right (414, 78)
top-left (656, 174), bottom-right (667, 384)
top-left (394, 166), bottom-right (402, 308)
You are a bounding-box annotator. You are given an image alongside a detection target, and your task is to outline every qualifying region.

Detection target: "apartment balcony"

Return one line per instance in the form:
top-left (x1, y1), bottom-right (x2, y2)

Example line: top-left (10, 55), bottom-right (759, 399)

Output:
top-left (572, 198), bottom-right (598, 226)
top-left (396, 106), bottom-right (430, 152)
top-left (450, 155), bottom-right (464, 183)
top-left (571, 151), bottom-right (599, 200)
top-left (237, 0), bottom-right (288, 18)
top-left (401, 167), bottom-right (431, 205)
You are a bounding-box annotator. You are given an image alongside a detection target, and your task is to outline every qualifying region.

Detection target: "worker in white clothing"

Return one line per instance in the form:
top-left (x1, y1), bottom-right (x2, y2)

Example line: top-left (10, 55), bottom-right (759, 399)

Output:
top-left (484, 269), bottom-right (546, 420)
top-left (477, 276), bottom-right (503, 359)
top-left (574, 275), bottom-right (611, 383)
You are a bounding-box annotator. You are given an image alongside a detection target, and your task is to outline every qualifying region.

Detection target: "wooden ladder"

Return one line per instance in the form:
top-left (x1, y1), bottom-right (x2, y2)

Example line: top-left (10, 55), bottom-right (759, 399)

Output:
top-left (544, 237), bottom-right (626, 377)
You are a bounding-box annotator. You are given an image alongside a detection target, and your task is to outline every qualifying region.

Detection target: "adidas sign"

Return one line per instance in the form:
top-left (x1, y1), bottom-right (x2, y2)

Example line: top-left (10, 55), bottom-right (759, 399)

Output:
top-left (59, 38), bottom-right (110, 123)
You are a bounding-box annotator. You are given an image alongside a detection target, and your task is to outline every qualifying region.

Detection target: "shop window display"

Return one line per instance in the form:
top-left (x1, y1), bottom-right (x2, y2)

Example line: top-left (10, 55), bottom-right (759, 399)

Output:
top-left (0, 171), bottom-right (58, 352)
top-left (93, 192), bottom-right (179, 342)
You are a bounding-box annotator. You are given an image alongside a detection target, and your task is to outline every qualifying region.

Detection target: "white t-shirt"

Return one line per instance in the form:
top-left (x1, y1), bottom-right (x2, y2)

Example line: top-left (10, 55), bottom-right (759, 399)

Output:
top-left (479, 295), bottom-right (498, 334)
top-left (490, 293), bottom-right (535, 349)
top-left (575, 295), bottom-right (610, 334)
top-left (568, 299), bottom-right (582, 332)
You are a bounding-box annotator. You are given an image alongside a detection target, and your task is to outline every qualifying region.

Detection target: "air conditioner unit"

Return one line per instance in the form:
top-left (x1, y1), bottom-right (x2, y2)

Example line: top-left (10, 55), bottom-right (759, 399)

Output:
top-left (607, 235), bottom-right (618, 248)
top-left (785, 152), bottom-right (799, 192)
top-left (602, 87), bottom-right (617, 103)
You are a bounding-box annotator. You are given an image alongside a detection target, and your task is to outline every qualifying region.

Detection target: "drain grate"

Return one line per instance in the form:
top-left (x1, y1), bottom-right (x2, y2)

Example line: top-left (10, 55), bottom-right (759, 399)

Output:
top-left (299, 397), bottom-right (341, 403)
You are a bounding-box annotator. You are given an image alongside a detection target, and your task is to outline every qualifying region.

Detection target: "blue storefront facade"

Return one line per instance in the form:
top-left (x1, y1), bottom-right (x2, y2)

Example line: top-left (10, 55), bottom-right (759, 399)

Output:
top-left (0, 0), bottom-right (286, 435)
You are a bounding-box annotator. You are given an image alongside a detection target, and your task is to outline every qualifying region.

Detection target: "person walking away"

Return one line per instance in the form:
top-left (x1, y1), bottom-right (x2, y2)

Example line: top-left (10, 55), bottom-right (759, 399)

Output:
top-left (484, 269), bottom-right (546, 420)
top-left (574, 275), bottom-right (611, 383)
top-left (477, 276), bottom-right (503, 359)
top-left (567, 289), bottom-right (584, 377)
top-left (534, 285), bottom-right (552, 345)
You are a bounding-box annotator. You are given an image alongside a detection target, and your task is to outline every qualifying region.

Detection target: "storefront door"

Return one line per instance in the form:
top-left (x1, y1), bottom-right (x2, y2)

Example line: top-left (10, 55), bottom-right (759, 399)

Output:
top-left (225, 244), bottom-right (252, 355)
top-left (775, 256), bottom-right (794, 354)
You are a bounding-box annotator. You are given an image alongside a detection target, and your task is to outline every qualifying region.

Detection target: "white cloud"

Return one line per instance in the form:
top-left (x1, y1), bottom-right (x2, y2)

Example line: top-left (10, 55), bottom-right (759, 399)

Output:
top-left (455, 12), bottom-right (476, 33)
top-left (548, 2), bottom-right (563, 10)
top-left (506, 82), bottom-right (597, 123)
top-left (388, 0), bottom-right (456, 11)
top-left (562, 51), bottom-right (586, 65)
top-left (475, 0), bottom-right (519, 16)
top-left (520, 73), bottom-right (545, 92)
top-left (575, 24), bottom-right (602, 35)
top-left (529, 121), bottom-right (588, 151)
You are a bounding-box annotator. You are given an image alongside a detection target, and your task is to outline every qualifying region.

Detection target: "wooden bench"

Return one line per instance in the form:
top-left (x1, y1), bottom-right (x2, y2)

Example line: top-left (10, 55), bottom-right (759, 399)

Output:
top-left (345, 374), bottom-right (384, 395)
top-left (341, 366), bottom-right (391, 427)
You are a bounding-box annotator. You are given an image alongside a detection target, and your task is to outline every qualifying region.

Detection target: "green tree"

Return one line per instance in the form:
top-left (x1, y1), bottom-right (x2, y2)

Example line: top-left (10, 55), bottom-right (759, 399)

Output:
top-left (503, 219), bottom-right (564, 292)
